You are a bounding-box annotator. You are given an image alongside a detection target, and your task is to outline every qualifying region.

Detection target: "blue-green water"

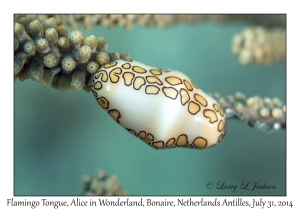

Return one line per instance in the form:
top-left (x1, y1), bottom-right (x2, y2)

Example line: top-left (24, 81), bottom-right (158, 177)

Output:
top-left (14, 21), bottom-right (286, 195)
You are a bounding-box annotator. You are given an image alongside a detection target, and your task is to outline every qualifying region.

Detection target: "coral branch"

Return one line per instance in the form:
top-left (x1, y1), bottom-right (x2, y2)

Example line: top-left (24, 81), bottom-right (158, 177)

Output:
top-left (232, 26), bottom-right (286, 65)
top-left (210, 92), bottom-right (286, 133)
top-left (14, 17), bottom-right (131, 93)
top-left (81, 169), bottom-right (128, 196)
top-left (14, 14), bottom-right (285, 30)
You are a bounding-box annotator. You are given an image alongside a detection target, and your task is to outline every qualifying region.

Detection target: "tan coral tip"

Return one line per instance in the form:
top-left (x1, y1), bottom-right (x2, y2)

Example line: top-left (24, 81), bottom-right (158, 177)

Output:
top-left (109, 53), bottom-right (120, 60)
top-left (23, 40), bottom-right (36, 54)
top-left (234, 92), bottom-right (246, 101)
top-left (43, 17), bottom-right (57, 30)
top-left (96, 37), bottom-right (107, 51)
top-left (272, 108), bottom-right (283, 119)
top-left (71, 71), bottom-right (85, 91)
top-left (17, 64), bottom-right (31, 81)
top-left (282, 105), bottom-right (286, 113)
top-left (120, 52), bottom-right (130, 60)
top-left (70, 30), bottom-right (84, 45)
top-left (272, 97), bottom-right (282, 107)
top-left (104, 174), bottom-right (120, 194)
top-left (30, 60), bottom-right (44, 82)
top-left (43, 52), bottom-right (59, 68)
top-left (45, 28), bottom-right (58, 45)
top-left (83, 15), bottom-right (93, 30)
top-left (18, 16), bottom-right (30, 28)
top-left (35, 38), bottom-right (49, 54)
top-left (61, 56), bottom-right (76, 72)
top-left (84, 35), bottom-right (97, 51)
top-left (96, 52), bottom-right (110, 65)
top-left (40, 69), bottom-right (53, 86)
top-left (28, 19), bottom-right (44, 38)
top-left (259, 107), bottom-right (270, 118)
top-left (96, 170), bottom-right (108, 180)
top-left (263, 97), bottom-right (272, 107)
top-left (56, 25), bottom-right (68, 37)
top-left (14, 53), bottom-right (26, 74)
top-left (76, 45), bottom-right (92, 63)
top-left (58, 37), bottom-right (69, 49)
top-left (58, 74), bottom-right (72, 93)
top-left (14, 23), bottom-right (25, 39)
top-left (82, 175), bottom-right (92, 186)
top-left (87, 62), bottom-right (100, 74)
top-left (239, 49), bottom-right (252, 65)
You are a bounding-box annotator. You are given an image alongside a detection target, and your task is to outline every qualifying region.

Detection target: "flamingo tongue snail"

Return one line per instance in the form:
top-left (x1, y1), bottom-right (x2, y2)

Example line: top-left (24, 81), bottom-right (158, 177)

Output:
top-left (90, 59), bottom-right (226, 149)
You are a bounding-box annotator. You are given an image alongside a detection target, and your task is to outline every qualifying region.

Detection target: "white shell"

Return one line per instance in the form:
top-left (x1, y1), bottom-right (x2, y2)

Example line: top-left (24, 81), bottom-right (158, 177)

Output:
top-left (90, 60), bottom-right (226, 149)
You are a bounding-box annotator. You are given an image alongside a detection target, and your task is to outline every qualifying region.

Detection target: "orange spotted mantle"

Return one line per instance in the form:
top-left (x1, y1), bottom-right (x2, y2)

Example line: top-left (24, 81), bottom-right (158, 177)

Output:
top-left (90, 60), bottom-right (226, 149)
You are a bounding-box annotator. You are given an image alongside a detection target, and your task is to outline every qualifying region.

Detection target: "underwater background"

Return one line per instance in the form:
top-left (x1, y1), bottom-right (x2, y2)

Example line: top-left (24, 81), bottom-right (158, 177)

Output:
top-left (14, 20), bottom-right (286, 195)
